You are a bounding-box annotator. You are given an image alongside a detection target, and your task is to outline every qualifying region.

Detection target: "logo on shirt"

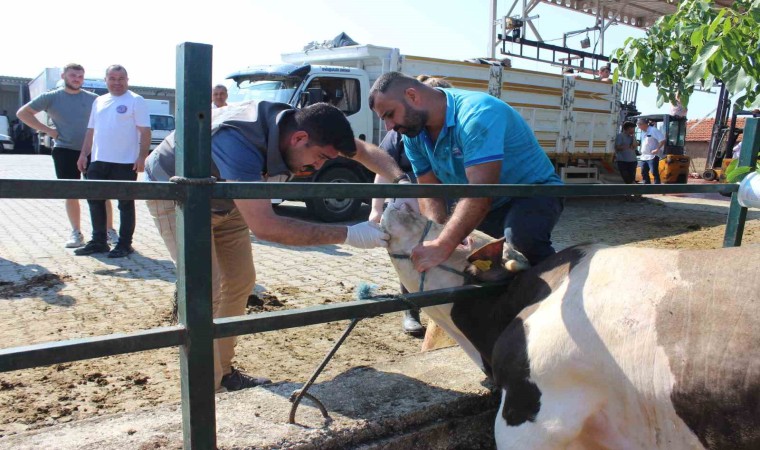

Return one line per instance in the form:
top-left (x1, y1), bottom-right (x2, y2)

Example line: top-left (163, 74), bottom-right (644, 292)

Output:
top-left (116, 105), bottom-right (128, 114)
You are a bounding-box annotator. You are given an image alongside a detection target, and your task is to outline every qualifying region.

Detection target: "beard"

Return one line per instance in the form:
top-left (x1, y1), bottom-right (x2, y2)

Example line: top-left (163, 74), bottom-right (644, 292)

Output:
top-left (394, 100), bottom-right (428, 138)
top-left (63, 80), bottom-right (81, 91)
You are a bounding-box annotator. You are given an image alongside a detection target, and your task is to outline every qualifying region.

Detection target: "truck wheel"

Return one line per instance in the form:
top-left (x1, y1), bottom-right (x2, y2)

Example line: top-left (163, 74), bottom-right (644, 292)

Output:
top-left (306, 167), bottom-right (362, 222)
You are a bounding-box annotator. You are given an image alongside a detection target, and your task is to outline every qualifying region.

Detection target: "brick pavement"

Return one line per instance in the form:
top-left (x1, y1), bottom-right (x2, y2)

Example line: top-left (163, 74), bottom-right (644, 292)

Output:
top-left (0, 155), bottom-right (402, 348)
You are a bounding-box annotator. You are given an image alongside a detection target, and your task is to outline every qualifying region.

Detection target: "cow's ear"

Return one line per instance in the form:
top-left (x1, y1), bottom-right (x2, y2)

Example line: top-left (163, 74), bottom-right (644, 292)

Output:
top-left (466, 238), bottom-right (510, 281)
top-left (467, 237), bottom-right (505, 265)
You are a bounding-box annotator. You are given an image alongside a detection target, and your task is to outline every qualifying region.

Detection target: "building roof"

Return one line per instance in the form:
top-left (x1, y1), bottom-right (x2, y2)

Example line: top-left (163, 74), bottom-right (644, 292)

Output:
top-left (541, 0), bottom-right (735, 29)
top-left (685, 117), bottom-right (746, 142)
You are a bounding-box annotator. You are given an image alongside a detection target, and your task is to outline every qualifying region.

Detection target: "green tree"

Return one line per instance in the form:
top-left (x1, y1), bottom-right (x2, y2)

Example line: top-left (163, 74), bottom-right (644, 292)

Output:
top-left (613, 0), bottom-right (759, 110)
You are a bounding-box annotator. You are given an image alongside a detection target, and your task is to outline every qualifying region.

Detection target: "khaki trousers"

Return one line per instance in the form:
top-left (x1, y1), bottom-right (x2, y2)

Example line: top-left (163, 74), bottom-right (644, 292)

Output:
top-left (146, 200), bottom-right (255, 390)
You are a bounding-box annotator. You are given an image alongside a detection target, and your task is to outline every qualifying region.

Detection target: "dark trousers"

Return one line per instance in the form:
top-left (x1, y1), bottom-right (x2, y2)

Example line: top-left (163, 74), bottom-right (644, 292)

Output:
top-left (639, 157), bottom-right (661, 184)
top-left (617, 161), bottom-right (638, 184)
top-left (476, 196), bottom-right (564, 266)
top-left (85, 161), bottom-right (137, 246)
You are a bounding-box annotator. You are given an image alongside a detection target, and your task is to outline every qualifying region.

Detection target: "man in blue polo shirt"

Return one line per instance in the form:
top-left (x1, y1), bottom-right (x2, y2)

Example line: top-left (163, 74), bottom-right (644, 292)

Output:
top-left (369, 71), bottom-right (563, 271)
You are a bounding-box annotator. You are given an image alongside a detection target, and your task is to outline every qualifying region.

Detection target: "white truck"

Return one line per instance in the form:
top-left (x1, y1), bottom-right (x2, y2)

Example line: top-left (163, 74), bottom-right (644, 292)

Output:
top-left (145, 99), bottom-right (175, 151)
top-left (225, 43), bottom-right (628, 221)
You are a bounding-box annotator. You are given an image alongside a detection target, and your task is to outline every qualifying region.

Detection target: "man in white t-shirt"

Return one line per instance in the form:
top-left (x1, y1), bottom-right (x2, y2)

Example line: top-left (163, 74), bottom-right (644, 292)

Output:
top-left (636, 118), bottom-right (665, 184)
top-left (76, 65), bottom-right (151, 258)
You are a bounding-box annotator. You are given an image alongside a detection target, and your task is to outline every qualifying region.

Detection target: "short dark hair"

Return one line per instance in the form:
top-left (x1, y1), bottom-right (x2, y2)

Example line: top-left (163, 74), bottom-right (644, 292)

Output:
top-left (63, 63), bottom-right (84, 73)
top-left (213, 84), bottom-right (227, 91)
top-left (369, 72), bottom-right (422, 110)
top-left (600, 65), bottom-right (611, 71)
top-left (105, 64), bottom-right (128, 77)
top-left (622, 121), bottom-right (635, 131)
top-left (288, 103), bottom-right (356, 157)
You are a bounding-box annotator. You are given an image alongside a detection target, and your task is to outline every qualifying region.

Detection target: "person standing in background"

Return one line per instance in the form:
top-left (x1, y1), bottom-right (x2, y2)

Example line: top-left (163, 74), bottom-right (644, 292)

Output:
top-left (636, 118), bottom-right (664, 185)
top-left (212, 84), bottom-right (228, 109)
top-left (17, 63), bottom-right (117, 248)
top-left (75, 65), bottom-right (151, 258)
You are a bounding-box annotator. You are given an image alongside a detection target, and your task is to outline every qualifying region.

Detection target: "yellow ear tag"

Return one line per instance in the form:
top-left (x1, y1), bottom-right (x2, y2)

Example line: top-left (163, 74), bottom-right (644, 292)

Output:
top-left (472, 259), bottom-right (492, 271)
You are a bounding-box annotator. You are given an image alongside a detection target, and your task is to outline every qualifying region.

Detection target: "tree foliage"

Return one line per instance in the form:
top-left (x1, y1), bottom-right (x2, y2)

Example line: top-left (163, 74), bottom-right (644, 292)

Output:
top-left (613, 0), bottom-right (759, 110)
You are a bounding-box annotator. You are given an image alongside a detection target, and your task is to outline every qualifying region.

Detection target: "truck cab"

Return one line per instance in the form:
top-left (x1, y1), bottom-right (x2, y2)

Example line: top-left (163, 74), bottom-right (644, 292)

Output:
top-left (225, 64), bottom-right (375, 222)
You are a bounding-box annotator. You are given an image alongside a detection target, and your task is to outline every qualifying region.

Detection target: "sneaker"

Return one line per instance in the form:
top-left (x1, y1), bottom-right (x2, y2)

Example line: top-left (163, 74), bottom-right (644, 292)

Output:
top-left (107, 229), bottom-right (119, 246)
top-left (65, 230), bottom-right (85, 248)
top-left (220, 368), bottom-right (271, 392)
top-left (402, 309), bottom-right (425, 337)
top-left (74, 240), bottom-right (110, 256)
top-left (107, 244), bottom-right (135, 258)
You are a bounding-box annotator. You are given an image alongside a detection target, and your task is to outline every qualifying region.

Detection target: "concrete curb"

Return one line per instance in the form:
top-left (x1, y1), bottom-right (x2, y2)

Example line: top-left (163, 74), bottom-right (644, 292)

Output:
top-left (0, 347), bottom-right (498, 450)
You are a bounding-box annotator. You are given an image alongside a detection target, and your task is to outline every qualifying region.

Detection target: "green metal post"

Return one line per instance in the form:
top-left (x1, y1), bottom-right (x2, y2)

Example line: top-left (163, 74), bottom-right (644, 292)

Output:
top-left (724, 117), bottom-right (759, 247)
top-left (176, 42), bottom-right (216, 448)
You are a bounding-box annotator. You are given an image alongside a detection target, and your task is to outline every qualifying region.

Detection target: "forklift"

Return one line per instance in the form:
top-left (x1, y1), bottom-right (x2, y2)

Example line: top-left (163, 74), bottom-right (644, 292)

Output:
top-left (706, 109), bottom-right (759, 182)
top-left (629, 114), bottom-right (690, 184)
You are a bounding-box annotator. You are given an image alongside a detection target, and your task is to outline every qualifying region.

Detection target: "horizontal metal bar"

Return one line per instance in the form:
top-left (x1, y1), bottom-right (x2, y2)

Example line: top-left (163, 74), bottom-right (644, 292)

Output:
top-left (214, 284), bottom-right (505, 339)
top-left (0, 179), bottom-right (738, 201)
top-left (0, 326), bottom-right (185, 372)
top-left (0, 179), bottom-right (183, 200)
top-left (214, 182), bottom-right (738, 199)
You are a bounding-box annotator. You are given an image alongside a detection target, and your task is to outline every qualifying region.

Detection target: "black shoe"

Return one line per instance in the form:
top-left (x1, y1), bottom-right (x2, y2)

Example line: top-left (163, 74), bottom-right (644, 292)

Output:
top-left (107, 244), bottom-right (135, 258)
top-left (220, 368), bottom-right (271, 392)
top-left (74, 240), bottom-right (110, 256)
top-left (402, 310), bottom-right (425, 337)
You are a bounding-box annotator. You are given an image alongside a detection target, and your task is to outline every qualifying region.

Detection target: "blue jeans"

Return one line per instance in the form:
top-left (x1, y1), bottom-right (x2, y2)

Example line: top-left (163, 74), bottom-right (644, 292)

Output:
top-left (476, 196), bottom-right (564, 266)
top-left (639, 157), bottom-right (661, 184)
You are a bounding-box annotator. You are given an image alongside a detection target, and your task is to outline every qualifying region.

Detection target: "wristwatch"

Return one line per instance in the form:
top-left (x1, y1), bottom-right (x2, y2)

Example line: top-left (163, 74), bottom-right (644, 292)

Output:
top-left (393, 173), bottom-right (411, 183)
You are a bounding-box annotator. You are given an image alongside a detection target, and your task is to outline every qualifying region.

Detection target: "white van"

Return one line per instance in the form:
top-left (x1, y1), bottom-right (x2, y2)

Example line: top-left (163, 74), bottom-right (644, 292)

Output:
top-left (0, 115), bottom-right (14, 153)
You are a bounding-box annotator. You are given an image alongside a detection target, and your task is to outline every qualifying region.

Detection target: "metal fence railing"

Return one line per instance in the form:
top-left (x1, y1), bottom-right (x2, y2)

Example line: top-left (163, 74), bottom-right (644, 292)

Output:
top-left (0, 43), bottom-right (758, 449)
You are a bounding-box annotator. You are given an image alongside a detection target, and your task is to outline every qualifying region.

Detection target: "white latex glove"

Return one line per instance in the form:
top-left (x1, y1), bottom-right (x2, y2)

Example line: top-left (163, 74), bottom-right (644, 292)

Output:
top-left (345, 221), bottom-right (390, 249)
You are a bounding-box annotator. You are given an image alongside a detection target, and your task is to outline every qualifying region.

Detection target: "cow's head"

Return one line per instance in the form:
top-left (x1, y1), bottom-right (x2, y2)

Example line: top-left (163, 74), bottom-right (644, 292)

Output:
top-left (466, 238), bottom-right (531, 283)
top-left (382, 203), bottom-right (530, 287)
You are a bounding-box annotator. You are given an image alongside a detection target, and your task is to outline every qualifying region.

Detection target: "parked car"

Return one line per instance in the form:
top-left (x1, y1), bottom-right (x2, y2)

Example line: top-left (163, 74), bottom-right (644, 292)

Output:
top-left (0, 115), bottom-right (15, 153)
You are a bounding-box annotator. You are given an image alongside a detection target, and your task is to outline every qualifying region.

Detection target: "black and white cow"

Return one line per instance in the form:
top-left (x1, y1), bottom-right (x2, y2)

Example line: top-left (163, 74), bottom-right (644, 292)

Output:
top-left (381, 203), bottom-right (760, 450)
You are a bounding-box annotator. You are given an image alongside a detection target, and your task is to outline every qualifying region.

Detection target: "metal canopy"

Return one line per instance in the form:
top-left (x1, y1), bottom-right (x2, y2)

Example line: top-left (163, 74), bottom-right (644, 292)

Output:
top-left (539, 0), bottom-right (735, 30)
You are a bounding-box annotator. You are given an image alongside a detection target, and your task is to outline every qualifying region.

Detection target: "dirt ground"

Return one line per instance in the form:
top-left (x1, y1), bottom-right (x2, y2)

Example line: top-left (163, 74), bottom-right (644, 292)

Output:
top-left (0, 196), bottom-right (758, 438)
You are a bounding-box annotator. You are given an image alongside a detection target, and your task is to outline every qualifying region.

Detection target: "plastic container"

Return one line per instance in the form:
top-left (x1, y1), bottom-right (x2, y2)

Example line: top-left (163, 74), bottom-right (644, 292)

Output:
top-left (737, 171), bottom-right (760, 208)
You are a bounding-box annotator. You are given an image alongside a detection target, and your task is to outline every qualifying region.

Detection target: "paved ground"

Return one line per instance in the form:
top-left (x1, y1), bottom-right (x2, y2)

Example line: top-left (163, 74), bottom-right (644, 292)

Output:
top-left (0, 154), bottom-right (758, 438)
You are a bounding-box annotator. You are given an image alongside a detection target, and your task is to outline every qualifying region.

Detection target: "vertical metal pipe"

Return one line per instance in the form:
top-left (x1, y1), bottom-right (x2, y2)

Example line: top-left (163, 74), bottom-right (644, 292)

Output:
top-left (724, 117), bottom-right (759, 247)
top-left (176, 42), bottom-right (216, 449)
top-left (489, 0), bottom-right (498, 58)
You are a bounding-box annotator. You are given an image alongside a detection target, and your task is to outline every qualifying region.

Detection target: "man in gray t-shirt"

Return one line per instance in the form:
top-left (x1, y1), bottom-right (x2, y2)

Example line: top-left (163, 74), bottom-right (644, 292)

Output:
top-left (614, 121), bottom-right (639, 186)
top-left (17, 63), bottom-right (104, 249)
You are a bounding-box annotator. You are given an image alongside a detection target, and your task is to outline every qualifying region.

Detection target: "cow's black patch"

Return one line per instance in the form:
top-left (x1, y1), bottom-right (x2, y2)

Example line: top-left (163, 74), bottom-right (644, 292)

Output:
top-left (494, 317), bottom-right (542, 425)
top-left (658, 247), bottom-right (760, 449)
top-left (450, 245), bottom-right (592, 426)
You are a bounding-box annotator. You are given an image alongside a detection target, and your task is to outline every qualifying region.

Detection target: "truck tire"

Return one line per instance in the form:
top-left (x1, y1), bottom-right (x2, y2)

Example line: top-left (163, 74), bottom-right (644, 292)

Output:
top-left (306, 166), bottom-right (363, 222)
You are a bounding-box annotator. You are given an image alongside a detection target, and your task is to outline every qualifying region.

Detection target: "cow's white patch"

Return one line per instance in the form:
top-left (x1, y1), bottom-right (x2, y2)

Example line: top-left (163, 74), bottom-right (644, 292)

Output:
top-left (517, 247), bottom-right (704, 449)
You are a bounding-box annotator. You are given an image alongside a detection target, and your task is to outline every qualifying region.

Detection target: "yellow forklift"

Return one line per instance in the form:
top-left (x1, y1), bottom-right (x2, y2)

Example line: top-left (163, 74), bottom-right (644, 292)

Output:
top-left (630, 114), bottom-right (691, 184)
